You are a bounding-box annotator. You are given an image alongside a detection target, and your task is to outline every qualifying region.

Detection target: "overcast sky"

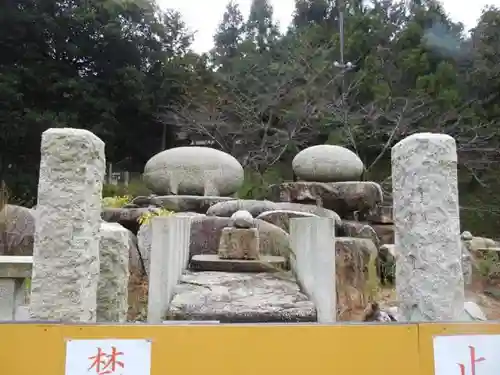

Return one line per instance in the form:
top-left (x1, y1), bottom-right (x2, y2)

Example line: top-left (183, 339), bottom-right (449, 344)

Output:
top-left (157, 0), bottom-right (500, 53)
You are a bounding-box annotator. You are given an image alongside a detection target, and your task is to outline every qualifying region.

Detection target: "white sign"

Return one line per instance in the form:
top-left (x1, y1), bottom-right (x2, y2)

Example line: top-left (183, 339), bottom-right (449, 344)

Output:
top-left (434, 335), bottom-right (500, 375)
top-left (65, 339), bottom-right (151, 375)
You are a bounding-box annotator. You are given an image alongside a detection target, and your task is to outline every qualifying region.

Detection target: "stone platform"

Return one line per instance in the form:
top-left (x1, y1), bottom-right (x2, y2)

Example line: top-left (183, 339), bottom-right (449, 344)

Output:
top-left (168, 271), bottom-right (316, 322)
top-left (190, 254), bottom-right (286, 273)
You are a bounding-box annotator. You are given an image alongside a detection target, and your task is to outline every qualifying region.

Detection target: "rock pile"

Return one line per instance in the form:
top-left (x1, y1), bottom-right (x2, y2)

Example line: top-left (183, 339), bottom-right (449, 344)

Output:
top-left (190, 209), bottom-right (287, 273)
top-left (6, 128), bottom-right (496, 325)
top-left (127, 144), bottom-right (389, 321)
top-left (264, 145), bottom-right (383, 319)
top-left (268, 145), bottom-right (380, 218)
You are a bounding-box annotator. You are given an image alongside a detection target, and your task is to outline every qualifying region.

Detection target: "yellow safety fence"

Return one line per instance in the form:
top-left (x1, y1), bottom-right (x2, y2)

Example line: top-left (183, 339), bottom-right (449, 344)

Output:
top-left (0, 322), bottom-right (499, 375)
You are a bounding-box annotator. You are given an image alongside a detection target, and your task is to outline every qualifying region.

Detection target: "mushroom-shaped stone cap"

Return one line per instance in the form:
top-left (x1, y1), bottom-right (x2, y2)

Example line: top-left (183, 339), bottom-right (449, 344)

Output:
top-left (230, 210), bottom-right (254, 228)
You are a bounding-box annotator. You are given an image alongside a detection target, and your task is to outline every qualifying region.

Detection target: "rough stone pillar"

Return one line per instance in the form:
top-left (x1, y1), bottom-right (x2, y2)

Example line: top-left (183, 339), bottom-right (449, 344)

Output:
top-left (147, 216), bottom-right (192, 324)
top-left (392, 132), bottom-right (464, 321)
top-left (290, 217), bottom-right (336, 323)
top-left (97, 222), bottom-right (130, 323)
top-left (30, 128), bottom-right (105, 322)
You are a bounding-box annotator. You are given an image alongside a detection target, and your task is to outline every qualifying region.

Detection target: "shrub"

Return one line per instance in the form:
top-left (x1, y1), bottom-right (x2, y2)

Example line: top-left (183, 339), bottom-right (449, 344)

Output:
top-left (102, 178), bottom-right (152, 198)
top-left (137, 208), bottom-right (174, 225)
top-left (237, 166), bottom-right (288, 199)
top-left (102, 195), bottom-right (132, 208)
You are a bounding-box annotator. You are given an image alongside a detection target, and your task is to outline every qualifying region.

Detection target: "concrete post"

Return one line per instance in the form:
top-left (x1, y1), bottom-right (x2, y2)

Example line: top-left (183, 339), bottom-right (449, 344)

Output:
top-left (147, 216), bottom-right (192, 324)
top-left (290, 217), bottom-right (336, 323)
top-left (392, 132), bottom-right (464, 321)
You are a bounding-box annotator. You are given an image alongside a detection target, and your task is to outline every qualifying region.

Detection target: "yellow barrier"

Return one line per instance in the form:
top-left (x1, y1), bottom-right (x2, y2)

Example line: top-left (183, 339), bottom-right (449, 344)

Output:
top-left (0, 323), bottom-right (418, 375)
top-left (0, 322), bottom-right (498, 375)
top-left (418, 322), bottom-right (500, 375)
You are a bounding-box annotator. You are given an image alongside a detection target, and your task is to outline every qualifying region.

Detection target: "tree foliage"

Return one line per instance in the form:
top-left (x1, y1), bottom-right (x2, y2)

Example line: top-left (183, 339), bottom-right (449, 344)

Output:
top-left (3, 0), bottom-right (500, 234)
top-left (178, 0), bottom-right (500, 172)
top-left (170, 0), bottom-right (500, 235)
top-left (0, 0), bottom-right (195, 198)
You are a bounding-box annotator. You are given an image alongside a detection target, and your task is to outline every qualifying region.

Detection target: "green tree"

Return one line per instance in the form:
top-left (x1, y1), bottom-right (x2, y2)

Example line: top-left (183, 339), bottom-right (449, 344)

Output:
top-left (0, 0), bottom-right (195, 199)
top-left (185, 0), bottom-right (500, 236)
top-left (244, 0), bottom-right (280, 52)
top-left (292, 0), bottom-right (330, 28)
top-left (211, 1), bottom-right (245, 71)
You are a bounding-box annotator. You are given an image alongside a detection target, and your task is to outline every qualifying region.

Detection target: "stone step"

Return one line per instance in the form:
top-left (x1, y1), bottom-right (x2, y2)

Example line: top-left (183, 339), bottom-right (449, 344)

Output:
top-left (190, 254), bottom-right (287, 273)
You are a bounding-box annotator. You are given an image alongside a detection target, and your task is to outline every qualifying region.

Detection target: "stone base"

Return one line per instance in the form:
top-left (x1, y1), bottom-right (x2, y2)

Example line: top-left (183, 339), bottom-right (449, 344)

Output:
top-left (218, 227), bottom-right (260, 260)
top-left (266, 181), bottom-right (383, 219)
top-left (190, 254), bottom-right (286, 272)
top-left (132, 195), bottom-right (235, 213)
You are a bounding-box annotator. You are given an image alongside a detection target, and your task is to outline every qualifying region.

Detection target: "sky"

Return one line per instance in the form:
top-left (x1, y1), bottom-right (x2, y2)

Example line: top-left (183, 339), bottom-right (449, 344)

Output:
top-left (157, 0), bottom-right (500, 54)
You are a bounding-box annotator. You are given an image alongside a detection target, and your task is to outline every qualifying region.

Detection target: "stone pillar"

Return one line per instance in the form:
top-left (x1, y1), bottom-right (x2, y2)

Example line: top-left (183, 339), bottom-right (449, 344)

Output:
top-left (392, 132), bottom-right (464, 321)
top-left (97, 222), bottom-right (130, 323)
top-left (290, 217), bottom-right (336, 323)
top-left (30, 128), bottom-right (105, 322)
top-left (147, 216), bottom-right (191, 324)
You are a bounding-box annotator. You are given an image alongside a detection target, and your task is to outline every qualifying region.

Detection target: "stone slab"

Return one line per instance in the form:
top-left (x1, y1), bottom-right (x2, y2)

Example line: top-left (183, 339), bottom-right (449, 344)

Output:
top-left (190, 254), bottom-right (286, 273)
top-left (147, 216), bottom-right (192, 324)
top-left (168, 271), bottom-right (316, 322)
top-left (290, 217), bottom-right (336, 323)
top-left (155, 195), bottom-right (235, 213)
top-left (0, 256), bottom-right (33, 278)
